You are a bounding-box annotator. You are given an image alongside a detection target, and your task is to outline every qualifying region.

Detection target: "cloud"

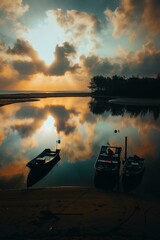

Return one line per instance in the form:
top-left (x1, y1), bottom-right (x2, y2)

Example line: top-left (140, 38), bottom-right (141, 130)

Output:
top-left (60, 123), bottom-right (95, 162)
top-left (104, 0), bottom-right (137, 37)
top-left (14, 104), bottom-right (78, 136)
top-left (53, 9), bottom-right (102, 35)
top-left (7, 38), bottom-right (36, 57)
top-left (12, 60), bottom-right (45, 75)
top-left (0, 40), bottom-right (6, 51)
top-left (0, 75), bottom-right (16, 89)
top-left (48, 42), bottom-right (79, 76)
top-left (81, 41), bottom-right (160, 77)
top-left (12, 22), bottom-right (29, 39)
top-left (7, 39), bottom-right (46, 75)
top-left (11, 123), bottom-right (36, 138)
top-left (13, 105), bottom-right (48, 137)
top-left (0, 0), bottom-right (29, 20)
top-left (119, 41), bottom-right (160, 76)
top-left (49, 105), bottom-right (78, 135)
top-left (0, 1), bottom-right (159, 90)
top-left (53, 9), bottom-right (102, 50)
top-left (142, 0), bottom-right (160, 36)
top-left (0, 55), bottom-right (20, 89)
top-left (16, 105), bottom-right (47, 119)
top-left (105, 0), bottom-right (160, 38)
top-left (7, 39), bottom-right (79, 77)
top-left (81, 54), bottom-right (120, 76)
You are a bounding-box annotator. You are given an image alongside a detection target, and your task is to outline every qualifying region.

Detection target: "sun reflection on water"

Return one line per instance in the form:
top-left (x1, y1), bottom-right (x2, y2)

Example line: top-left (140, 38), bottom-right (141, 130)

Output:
top-left (42, 115), bottom-right (55, 130)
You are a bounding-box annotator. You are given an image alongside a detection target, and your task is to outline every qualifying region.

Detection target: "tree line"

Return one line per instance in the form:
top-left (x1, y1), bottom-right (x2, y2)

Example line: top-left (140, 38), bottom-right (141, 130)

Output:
top-left (88, 75), bottom-right (160, 98)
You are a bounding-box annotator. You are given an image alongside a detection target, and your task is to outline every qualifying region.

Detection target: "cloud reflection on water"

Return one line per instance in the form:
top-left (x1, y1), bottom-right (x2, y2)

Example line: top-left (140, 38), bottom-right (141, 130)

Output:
top-left (0, 97), bottom-right (160, 196)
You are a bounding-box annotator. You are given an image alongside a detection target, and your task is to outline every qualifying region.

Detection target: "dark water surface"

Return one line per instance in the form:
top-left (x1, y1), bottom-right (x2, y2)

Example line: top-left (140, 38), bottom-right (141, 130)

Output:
top-left (0, 96), bottom-right (160, 197)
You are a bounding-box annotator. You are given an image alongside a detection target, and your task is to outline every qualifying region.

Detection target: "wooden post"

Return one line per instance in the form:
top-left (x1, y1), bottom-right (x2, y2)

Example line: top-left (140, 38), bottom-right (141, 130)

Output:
top-left (125, 136), bottom-right (127, 162)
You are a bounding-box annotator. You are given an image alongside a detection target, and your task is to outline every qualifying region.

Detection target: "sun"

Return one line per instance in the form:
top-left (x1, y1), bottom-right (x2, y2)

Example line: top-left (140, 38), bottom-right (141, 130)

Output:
top-left (24, 12), bottom-right (65, 64)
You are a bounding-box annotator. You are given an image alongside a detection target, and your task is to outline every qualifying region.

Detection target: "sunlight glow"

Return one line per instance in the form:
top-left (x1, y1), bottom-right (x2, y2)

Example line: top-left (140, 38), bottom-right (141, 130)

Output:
top-left (24, 12), bottom-right (65, 64)
top-left (35, 114), bottom-right (58, 149)
top-left (43, 115), bottom-right (55, 130)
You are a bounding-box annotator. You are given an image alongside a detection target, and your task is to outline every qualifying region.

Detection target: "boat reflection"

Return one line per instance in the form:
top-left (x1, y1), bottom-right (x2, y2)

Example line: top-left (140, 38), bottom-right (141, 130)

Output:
top-left (94, 171), bottom-right (119, 190)
top-left (121, 171), bottom-right (145, 192)
top-left (26, 149), bottom-right (61, 187)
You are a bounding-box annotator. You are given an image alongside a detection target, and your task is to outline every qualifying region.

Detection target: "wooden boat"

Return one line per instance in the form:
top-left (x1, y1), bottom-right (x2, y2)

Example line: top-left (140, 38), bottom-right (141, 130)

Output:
top-left (26, 148), bottom-right (61, 187)
top-left (122, 155), bottom-right (145, 177)
top-left (122, 155), bottom-right (145, 191)
top-left (94, 145), bottom-right (122, 173)
top-left (94, 145), bottom-right (122, 190)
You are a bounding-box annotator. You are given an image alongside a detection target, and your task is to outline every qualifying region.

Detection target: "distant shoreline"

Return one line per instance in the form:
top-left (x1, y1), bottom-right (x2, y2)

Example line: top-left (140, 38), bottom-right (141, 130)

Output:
top-left (0, 92), bottom-right (91, 107)
top-left (0, 91), bottom-right (91, 99)
top-left (1, 92), bottom-right (160, 107)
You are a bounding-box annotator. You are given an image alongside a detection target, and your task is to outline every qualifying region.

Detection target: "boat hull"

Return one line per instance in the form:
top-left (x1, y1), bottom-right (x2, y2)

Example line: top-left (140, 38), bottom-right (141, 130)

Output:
top-left (94, 145), bottom-right (122, 190)
top-left (122, 155), bottom-right (145, 191)
top-left (27, 151), bottom-right (60, 187)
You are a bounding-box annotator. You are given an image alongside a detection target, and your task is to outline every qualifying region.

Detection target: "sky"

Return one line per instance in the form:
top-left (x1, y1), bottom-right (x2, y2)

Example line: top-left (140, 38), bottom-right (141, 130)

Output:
top-left (0, 0), bottom-right (160, 91)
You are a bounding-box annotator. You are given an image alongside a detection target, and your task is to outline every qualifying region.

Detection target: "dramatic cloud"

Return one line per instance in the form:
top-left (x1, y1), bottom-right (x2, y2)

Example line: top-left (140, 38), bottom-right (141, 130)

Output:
top-left (105, 0), bottom-right (160, 38)
top-left (142, 0), bottom-right (160, 36)
top-left (14, 103), bottom-right (79, 137)
top-left (53, 9), bottom-right (102, 37)
top-left (81, 41), bottom-right (160, 77)
top-left (0, 56), bottom-right (20, 89)
top-left (7, 38), bottom-right (37, 57)
top-left (118, 41), bottom-right (160, 76)
top-left (5, 39), bottom-right (79, 78)
top-left (0, 0), bottom-right (29, 20)
top-left (0, 0), bottom-right (160, 90)
top-left (105, 0), bottom-right (136, 37)
top-left (49, 105), bottom-right (78, 135)
top-left (11, 123), bottom-right (36, 138)
top-left (81, 55), bottom-right (119, 76)
top-left (48, 42), bottom-right (79, 76)
top-left (15, 105), bottom-right (47, 119)
top-left (13, 105), bottom-right (47, 137)
top-left (7, 39), bottom-right (46, 75)
top-left (53, 9), bottom-right (103, 52)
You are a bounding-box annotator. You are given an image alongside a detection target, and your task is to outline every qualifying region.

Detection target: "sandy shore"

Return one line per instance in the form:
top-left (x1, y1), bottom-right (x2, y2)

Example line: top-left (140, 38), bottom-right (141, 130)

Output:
top-left (0, 187), bottom-right (160, 240)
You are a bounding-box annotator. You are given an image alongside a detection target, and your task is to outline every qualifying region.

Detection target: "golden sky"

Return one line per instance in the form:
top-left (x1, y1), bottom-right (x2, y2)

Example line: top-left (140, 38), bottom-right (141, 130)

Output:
top-left (0, 0), bottom-right (160, 90)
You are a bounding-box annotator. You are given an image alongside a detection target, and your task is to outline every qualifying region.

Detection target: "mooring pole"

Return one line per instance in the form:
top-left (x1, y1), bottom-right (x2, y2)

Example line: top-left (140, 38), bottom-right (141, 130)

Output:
top-left (125, 136), bottom-right (127, 162)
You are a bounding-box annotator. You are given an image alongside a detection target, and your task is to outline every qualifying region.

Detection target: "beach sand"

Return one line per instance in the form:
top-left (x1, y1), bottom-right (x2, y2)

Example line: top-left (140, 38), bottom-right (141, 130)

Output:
top-left (0, 187), bottom-right (160, 240)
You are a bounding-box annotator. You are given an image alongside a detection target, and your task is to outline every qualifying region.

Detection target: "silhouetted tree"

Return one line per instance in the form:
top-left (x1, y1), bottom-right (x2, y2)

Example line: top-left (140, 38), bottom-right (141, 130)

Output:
top-left (89, 75), bottom-right (160, 99)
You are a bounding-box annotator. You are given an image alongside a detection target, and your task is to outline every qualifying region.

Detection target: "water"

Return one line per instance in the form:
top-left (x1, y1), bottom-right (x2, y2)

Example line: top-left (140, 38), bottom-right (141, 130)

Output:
top-left (0, 96), bottom-right (160, 197)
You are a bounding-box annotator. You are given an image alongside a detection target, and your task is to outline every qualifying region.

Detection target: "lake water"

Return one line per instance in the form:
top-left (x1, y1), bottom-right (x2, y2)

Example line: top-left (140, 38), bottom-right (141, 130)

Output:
top-left (0, 96), bottom-right (160, 197)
